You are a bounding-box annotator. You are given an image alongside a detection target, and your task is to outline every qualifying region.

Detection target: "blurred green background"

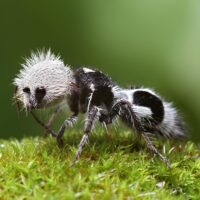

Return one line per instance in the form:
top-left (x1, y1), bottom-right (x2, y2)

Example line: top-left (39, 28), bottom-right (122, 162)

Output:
top-left (0, 0), bottom-right (199, 140)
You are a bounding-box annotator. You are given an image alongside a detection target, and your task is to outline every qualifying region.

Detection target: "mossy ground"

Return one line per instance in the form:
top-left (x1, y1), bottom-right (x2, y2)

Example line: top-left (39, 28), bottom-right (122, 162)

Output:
top-left (0, 128), bottom-right (199, 200)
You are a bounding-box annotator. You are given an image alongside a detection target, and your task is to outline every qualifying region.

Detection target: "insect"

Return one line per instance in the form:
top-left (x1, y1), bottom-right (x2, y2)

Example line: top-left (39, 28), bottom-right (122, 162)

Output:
top-left (14, 50), bottom-right (187, 167)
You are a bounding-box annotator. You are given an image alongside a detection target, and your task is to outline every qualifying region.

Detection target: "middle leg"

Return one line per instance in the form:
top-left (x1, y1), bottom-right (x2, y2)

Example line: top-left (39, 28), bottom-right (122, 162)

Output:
top-left (71, 106), bottom-right (100, 166)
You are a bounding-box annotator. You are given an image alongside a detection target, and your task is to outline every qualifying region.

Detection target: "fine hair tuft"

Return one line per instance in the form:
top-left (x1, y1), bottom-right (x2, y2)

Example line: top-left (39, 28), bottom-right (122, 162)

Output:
top-left (22, 49), bottom-right (62, 70)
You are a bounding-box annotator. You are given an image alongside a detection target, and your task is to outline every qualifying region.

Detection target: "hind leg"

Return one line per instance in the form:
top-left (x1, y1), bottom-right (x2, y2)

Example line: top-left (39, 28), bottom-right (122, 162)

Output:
top-left (108, 100), bottom-right (170, 167)
top-left (142, 133), bottom-right (170, 167)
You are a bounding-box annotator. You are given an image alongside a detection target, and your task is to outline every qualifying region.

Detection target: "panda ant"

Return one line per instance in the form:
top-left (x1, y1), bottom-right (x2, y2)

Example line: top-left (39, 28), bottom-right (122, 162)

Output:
top-left (13, 50), bottom-right (187, 167)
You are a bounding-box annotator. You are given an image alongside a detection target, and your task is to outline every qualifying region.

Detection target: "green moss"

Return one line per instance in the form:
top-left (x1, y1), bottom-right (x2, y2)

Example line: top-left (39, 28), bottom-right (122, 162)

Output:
top-left (0, 130), bottom-right (199, 199)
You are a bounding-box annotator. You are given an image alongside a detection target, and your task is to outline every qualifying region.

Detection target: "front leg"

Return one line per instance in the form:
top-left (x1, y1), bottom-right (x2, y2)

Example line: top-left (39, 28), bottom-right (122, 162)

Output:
top-left (56, 88), bottom-right (79, 146)
top-left (30, 111), bottom-right (57, 137)
top-left (44, 107), bottom-right (60, 136)
top-left (57, 115), bottom-right (78, 146)
top-left (71, 106), bottom-right (100, 166)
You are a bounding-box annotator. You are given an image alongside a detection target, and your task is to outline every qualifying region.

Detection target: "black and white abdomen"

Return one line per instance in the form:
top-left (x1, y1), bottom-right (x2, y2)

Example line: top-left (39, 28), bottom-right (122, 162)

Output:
top-left (113, 88), bottom-right (164, 124)
top-left (157, 101), bottom-right (186, 139)
top-left (132, 89), bottom-right (164, 125)
top-left (113, 87), bottom-right (186, 139)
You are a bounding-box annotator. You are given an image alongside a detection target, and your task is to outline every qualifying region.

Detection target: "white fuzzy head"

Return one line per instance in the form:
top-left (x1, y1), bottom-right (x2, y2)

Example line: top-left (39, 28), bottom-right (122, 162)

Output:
top-left (14, 50), bottom-right (74, 111)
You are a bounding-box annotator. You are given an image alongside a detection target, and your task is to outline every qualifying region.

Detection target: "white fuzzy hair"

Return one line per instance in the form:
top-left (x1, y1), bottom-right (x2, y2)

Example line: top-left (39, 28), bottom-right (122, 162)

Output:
top-left (14, 49), bottom-right (74, 108)
top-left (158, 102), bottom-right (186, 138)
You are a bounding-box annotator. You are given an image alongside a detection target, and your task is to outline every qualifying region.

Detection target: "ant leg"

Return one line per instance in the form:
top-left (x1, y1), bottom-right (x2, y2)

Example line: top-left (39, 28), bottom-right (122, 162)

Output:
top-left (107, 100), bottom-right (143, 132)
top-left (71, 106), bottom-right (100, 167)
top-left (110, 100), bottom-right (170, 167)
top-left (57, 115), bottom-right (78, 146)
top-left (87, 84), bottom-right (95, 112)
top-left (44, 107), bottom-right (60, 136)
top-left (142, 133), bottom-right (171, 168)
top-left (30, 111), bottom-right (57, 137)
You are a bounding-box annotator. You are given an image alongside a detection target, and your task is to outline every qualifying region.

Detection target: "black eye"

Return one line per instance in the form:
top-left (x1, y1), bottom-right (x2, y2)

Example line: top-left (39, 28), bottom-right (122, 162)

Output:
top-left (23, 87), bottom-right (30, 93)
top-left (35, 87), bottom-right (46, 101)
